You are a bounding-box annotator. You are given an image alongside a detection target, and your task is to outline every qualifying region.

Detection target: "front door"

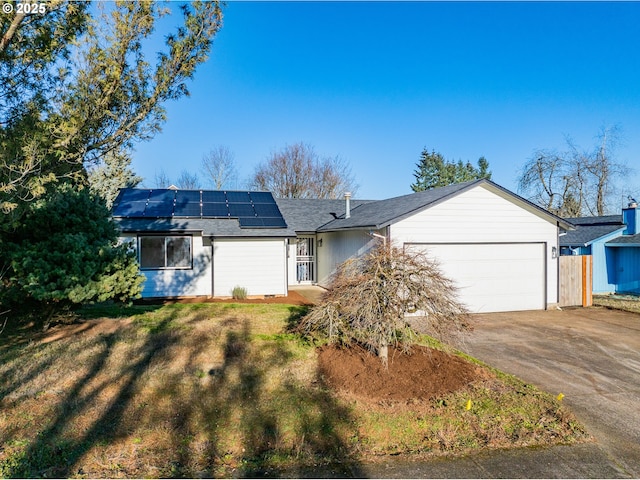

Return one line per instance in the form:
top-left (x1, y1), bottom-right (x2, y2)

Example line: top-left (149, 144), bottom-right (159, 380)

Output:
top-left (296, 237), bottom-right (315, 283)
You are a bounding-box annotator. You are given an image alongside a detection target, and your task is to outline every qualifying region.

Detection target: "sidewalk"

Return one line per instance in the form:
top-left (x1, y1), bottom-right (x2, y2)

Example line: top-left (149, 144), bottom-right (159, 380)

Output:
top-left (272, 443), bottom-right (629, 478)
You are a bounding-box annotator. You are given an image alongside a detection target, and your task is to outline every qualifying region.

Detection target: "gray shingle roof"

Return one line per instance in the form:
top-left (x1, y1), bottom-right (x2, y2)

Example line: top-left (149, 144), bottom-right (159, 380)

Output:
top-left (564, 215), bottom-right (623, 226)
top-left (114, 179), bottom-right (571, 237)
top-left (314, 178), bottom-right (572, 232)
top-left (560, 224), bottom-right (626, 247)
top-left (606, 233), bottom-right (640, 246)
top-left (275, 198), bottom-right (373, 233)
top-left (114, 218), bottom-right (296, 238)
top-left (316, 180), bottom-right (479, 231)
top-left (560, 214), bottom-right (626, 246)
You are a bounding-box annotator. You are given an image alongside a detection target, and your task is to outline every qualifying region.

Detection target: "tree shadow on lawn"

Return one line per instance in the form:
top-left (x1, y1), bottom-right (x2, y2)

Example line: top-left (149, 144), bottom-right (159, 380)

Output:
top-left (3, 305), bottom-right (365, 478)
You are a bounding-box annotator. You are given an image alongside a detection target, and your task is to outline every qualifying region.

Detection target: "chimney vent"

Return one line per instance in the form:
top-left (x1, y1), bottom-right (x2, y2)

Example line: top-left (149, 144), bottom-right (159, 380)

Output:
top-left (344, 192), bottom-right (351, 219)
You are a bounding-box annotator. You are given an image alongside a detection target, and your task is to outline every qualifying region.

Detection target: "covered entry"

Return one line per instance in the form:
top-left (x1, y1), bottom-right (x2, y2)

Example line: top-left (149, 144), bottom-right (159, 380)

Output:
top-left (406, 242), bottom-right (547, 313)
top-left (295, 236), bottom-right (316, 283)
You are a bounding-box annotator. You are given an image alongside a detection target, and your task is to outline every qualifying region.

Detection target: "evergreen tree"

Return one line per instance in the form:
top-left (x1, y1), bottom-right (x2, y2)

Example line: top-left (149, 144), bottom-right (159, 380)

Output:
top-left (88, 149), bottom-right (142, 208)
top-left (411, 148), bottom-right (492, 192)
top-left (6, 185), bottom-right (144, 328)
top-left (1, 1), bottom-right (223, 215)
top-left (1, 1), bottom-right (223, 323)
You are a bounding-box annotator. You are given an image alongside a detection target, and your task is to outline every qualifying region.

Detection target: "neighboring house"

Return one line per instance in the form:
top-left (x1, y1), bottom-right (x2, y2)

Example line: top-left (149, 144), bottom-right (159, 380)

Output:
top-left (561, 200), bottom-right (640, 294)
top-left (112, 179), bottom-right (572, 313)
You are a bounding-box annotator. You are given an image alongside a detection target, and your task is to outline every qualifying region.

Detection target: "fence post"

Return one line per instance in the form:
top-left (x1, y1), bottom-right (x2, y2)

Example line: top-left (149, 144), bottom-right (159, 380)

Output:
top-left (582, 255), bottom-right (593, 307)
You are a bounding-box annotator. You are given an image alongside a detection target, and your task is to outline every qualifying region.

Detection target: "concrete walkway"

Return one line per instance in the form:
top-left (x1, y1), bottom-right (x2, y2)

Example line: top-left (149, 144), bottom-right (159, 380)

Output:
top-left (288, 285), bottom-right (326, 304)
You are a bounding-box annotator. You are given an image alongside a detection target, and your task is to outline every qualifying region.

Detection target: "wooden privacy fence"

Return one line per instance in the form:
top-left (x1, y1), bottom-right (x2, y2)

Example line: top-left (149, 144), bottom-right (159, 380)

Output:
top-left (559, 255), bottom-right (593, 307)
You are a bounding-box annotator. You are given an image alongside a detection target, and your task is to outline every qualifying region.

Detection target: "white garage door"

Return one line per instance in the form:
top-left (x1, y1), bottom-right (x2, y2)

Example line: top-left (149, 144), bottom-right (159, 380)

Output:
top-left (407, 243), bottom-right (546, 313)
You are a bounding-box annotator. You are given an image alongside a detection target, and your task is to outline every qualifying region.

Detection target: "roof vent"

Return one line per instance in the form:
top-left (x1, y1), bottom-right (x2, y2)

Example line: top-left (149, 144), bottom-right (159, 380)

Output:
top-left (344, 192), bottom-right (351, 219)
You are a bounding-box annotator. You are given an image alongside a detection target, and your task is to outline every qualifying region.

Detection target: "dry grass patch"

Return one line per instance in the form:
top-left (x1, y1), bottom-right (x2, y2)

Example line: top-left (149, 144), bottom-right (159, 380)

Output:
top-left (0, 303), bottom-right (589, 478)
top-left (594, 294), bottom-right (640, 314)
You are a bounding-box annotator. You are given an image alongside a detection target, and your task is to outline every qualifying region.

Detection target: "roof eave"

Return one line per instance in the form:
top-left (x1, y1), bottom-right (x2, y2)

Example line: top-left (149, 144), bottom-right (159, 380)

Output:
top-left (318, 179), bottom-right (574, 232)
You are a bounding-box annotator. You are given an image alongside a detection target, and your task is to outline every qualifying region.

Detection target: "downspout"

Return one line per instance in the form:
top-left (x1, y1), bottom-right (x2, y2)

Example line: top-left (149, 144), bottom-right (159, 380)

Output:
top-left (210, 236), bottom-right (215, 298)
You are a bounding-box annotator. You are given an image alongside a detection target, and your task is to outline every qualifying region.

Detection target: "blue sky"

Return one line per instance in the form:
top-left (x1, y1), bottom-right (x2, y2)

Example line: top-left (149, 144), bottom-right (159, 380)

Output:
top-left (132, 1), bottom-right (640, 201)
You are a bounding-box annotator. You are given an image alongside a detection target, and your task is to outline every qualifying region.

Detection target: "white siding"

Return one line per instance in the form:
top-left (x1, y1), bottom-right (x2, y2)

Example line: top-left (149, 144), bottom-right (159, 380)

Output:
top-left (391, 185), bottom-right (559, 308)
top-left (287, 241), bottom-right (297, 286)
top-left (213, 238), bottom-right (288, 297)
top-left (124, 234), bottom-right (213, 298)
top-left (317, 230), bottom-right (382, 286)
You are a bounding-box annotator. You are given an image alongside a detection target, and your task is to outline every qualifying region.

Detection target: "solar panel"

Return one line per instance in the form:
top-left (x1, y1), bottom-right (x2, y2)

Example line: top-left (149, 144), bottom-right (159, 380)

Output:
top-left (118, 189), bottom-right (150, 203)
top-left (113, 201), bottom-right (147, 217)
top-left (201, 191), bottom-right (226, 203)
top-left (238, 216), bottom-right (287, 228)
top-left (261, 217), bottom-right (287, 228)
top-left (148, 190), bottom-right (176, 202)
top-left (114, 188), bottom-right (288, 227)
top-left (253, 203), bottom-right (282, 217)
top-left (248, 191), bottom-right (275, 203)
top-left (226, 191), bottom-right (251, 203)
top-left (201, 203), bottom-right (229, 217)
top-left (173, 202), bottom-right (202, 217)
top-left (145, 201), bottom-right (174, 217)
top-left (228, 203), bottom-right (256, 217)
top-left (237, 217), bottom-right (264, 227)
top-left (176, 190), bottom-right (201, 202)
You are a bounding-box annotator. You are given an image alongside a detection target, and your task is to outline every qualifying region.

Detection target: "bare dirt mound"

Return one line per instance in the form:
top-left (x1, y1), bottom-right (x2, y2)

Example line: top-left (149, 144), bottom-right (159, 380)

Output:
top-left (318, 344), bottom-right (490, 401)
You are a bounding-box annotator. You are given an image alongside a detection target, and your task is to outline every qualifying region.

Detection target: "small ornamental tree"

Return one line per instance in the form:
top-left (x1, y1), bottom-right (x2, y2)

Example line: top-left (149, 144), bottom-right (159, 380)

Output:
top-left (299, 242), bottom-right (470, 365)
top-left (6, 184), bottom-right (144, 328)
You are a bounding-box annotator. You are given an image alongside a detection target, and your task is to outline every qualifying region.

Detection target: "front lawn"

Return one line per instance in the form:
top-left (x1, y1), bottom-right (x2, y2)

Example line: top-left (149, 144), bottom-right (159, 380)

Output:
top-left (0, 303), bottom-right (589, 478)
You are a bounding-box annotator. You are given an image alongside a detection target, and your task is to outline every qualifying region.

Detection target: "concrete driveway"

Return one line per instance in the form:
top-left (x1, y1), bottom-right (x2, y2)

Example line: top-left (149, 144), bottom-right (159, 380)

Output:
top-left (461, 307), bottom-right (640, 477)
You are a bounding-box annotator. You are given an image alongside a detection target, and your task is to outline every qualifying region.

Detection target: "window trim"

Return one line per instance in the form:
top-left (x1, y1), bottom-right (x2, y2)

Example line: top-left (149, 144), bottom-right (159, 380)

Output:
top-left (137, 235), bottom-right (193, 270)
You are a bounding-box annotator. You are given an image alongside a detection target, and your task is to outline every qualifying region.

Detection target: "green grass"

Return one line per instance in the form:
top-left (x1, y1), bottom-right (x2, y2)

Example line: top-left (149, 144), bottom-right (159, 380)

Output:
top-left (0, 302), bottom-right (589, 478)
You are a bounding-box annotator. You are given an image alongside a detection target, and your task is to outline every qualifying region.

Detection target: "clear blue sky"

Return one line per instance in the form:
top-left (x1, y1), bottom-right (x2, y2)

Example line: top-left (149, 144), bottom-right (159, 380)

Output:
top-left (132, 1), bottom-right (640, 201)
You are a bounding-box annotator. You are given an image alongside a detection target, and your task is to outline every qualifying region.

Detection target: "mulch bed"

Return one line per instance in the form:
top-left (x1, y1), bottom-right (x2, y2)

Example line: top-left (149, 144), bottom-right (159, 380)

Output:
top-left (135, 290), bottom-right (314, 306)
top-left (317, 344), bottom-right (490, 401)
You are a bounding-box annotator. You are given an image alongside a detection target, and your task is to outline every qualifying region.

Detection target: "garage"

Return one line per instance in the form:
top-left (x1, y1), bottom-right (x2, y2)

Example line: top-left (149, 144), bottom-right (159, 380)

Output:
top-left (406, 242), bottom-right (546, 313)
top-left (310, 180), bottom-right (569, 312)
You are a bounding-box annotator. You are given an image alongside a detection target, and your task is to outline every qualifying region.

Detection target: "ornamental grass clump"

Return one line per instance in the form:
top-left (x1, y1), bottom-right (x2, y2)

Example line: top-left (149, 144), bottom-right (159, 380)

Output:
top-left (232, 285), bottom-right (248, 300)
top-left (298, 242), bottom-right (470, 365)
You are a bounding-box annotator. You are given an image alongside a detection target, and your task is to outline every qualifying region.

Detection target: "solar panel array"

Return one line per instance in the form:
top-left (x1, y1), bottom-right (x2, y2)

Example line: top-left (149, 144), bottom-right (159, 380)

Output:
top-left (113, 189), bottom-right (287, 228)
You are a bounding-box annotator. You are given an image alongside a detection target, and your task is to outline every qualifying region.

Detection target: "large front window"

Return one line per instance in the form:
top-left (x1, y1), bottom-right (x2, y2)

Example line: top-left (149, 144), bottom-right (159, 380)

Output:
top-left (139, 236), bottom-right (192, 269)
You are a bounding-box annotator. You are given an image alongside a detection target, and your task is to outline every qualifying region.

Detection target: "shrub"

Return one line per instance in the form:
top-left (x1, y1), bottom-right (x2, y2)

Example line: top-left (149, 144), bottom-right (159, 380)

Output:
top-left (298, 242), bottom-right (470, 364)
top-left (232, 285), bottom-right (247, 300)
top-left (4, 184), bottom-right (144, 328)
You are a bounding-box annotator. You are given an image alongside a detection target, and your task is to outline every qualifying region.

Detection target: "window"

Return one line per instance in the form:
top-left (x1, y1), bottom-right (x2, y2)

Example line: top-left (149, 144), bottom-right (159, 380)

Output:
top-left (139, 236), bottom-right (192, 269)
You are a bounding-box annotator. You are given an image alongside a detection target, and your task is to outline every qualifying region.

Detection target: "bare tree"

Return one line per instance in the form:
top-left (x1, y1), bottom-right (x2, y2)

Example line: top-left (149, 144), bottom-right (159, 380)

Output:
top-left (298, 242), bottom-right (470, 366)
top-left (518, 126), bottom-right (629, 216)
top-left (201, 145), bottom-right (237, 189)
top-left (518, 149), bottom-right (569, 215)
top-left (176, 170), bottom-right (201, 190)
top-left (251, 142), bottom-right (358, 198)
top-left (152, 170), bottom-right (172, 188)
top-left (585, 126), bottom-right (629, 215)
